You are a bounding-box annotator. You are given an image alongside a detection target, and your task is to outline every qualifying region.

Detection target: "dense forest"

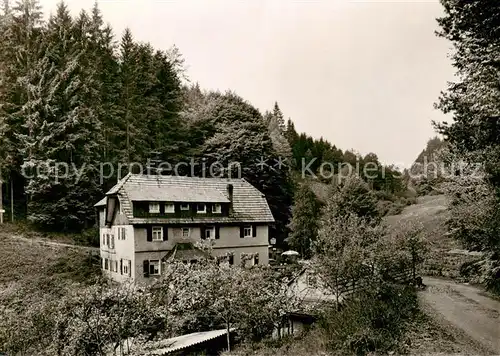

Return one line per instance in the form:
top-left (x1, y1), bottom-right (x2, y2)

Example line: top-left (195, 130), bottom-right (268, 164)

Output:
top-left (0, 0), bottom-right (408, 246)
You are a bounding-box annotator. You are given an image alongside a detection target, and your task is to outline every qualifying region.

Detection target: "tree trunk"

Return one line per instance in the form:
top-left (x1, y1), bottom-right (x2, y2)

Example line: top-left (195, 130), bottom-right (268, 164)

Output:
top-left (226, 322), bottom-right (231, 352)
top-left (0, 168), bottom-right (3, 224)
top-left (10, 175), bottom-right (14, 222)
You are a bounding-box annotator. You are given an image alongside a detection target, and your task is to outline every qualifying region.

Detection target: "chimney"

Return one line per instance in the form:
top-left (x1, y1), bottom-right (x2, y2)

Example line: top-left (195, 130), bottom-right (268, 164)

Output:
top-left (227, 184), bottom-right (234, 215)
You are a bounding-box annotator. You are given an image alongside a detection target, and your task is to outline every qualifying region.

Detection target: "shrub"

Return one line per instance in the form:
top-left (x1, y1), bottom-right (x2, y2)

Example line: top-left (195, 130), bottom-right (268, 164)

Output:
top-left (47, 251), bottom-right (102, 284)
top-left (74, 227), bottom-right (100, 247)
top-left (317, 283), bottom-right (418, 354)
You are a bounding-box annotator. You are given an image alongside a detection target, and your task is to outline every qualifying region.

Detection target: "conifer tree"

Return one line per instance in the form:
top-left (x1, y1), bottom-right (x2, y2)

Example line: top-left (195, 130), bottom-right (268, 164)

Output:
top-left (287, 183), bottom-right (320, 258)
top-left (264, 102), bottom-right (292, 160)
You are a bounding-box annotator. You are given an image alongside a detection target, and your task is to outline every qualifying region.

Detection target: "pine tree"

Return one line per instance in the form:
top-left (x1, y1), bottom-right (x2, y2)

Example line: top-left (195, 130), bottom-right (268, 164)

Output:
top-left (118, 28), bottom-right (138, 164)
top-left (19, 2), bottom-right (103, 230)
top-left (272, 101), bottom-right (285, 131)
top-left (87, 3), bottom-right (121, 167)
top-left (264, 102), bottom-right (292, 160)
top-left (149, 49), bottom-right (184, 160)
top-left (287, 183), bottom-right (320, 258)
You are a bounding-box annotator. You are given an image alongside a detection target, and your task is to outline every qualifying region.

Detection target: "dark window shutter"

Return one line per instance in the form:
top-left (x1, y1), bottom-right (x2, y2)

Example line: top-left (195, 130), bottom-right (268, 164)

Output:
top-left (159, 203), bottom-right (165, 215)
top-left (163, 225), bottom-right (169, 241)
top-left (143, 260), bottom-right (150, 278)
top-left (120, 259), bottom-right (123, 275)
top-left (240, 226), bottom-right (244, 238)
top-left (215, 226), bottom-right (220, 240)
top-left (252, 224), bottom-right (257, 237)
top-left (200, 225), bottom-right (205, 239)
top-left (146, 226), bottom-right (152, 241)
top-left (128, 260), bottom-right (132, 276)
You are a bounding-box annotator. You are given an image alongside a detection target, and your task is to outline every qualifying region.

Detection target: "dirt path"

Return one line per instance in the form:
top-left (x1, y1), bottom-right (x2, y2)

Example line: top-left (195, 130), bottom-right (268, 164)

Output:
top-left (8, 234), bottom-right (99, 252)
top-left (420, 277), bottom-right (500, 355)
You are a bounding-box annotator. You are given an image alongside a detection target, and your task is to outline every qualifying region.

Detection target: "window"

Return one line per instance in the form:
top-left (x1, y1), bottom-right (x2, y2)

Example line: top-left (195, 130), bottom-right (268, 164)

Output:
top-left (119, 227), bottom-right (126, 240)
top-left (197, 203), bottom-right (206, 213)
top-left (110, 234), bottom-right (115, 249)
top-left (180, 203), bottom-right (190, 211)
top-left (123, 259), bottom-right (129, 275)
top-left (229, 255), bottom-right (234, 265)
top-left (152, 226), bottom-right (163, 241)
top-left (118, 202), bottom-right (123, 215)
top-left (106, 234), bottom-right (110, 246)
top-left (102, 234), bottom-right (106, 245)
top-left (213, 203), bottom-right (222, 214)
top-left (104, 258), bottom-right (109, 270)
top-left (182, 228), bottom-right (190, 237)
top-left (243, 226), bottom-right (252, 238)
top-left (254, 253), bottom-right (259, 265)
top-left (149, 202), bottom-right (160, 213)
top-left (205, 226), bottom-right (215, 239)
top-left (149, 260), bottom-right (160, 275)
top-left (165, 203), bottom-right (175, 213)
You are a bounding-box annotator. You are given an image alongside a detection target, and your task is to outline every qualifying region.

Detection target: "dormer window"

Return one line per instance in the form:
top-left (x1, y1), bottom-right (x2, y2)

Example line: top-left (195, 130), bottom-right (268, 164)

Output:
top-left (197, 203), bottom-right (206, 213)
top-left (213, 203), bottom-right (222, 214)
top-left (149, 203), bottom-right (160, 213)
top-left (165, 203), bottom-right (175, 213)
top-left (180, 203), bottom-right (190, 211)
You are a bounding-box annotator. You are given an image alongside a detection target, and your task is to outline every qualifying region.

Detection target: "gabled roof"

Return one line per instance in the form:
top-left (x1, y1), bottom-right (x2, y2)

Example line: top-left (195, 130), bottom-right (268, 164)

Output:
top-left (94, 174), bottom-right (275, 224)
top-left (127, 185), bottom-right (230, 203)
top-left (162, 242), bottom-right (211, 261)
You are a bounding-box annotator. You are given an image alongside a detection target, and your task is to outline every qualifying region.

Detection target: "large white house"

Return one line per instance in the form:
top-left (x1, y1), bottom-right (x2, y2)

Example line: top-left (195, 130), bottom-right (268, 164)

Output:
top-left (94, 173), bottom-right (275, 283)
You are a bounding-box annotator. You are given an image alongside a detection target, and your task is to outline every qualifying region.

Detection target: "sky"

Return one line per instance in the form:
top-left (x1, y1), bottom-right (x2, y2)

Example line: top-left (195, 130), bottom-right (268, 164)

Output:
top-left (40, 0), bottom-right (456, 167)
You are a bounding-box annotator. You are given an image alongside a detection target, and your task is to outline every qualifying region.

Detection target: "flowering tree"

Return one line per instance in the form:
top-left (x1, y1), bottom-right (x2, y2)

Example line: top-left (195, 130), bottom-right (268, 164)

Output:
top-left (314, 213), bottom-right (384, 307)
top-left (151, 259), bottom-right (297, 351)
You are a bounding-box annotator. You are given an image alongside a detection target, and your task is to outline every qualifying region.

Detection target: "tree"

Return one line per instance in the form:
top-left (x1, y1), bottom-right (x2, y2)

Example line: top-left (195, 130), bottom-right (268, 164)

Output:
top-left (314, 213), bottom-right (383, 307)
top-left (287, 183), bottom-right (320, 258)
top-left (151, 259), bottom-right (297, 351)
top-left (328, 175), bottom-right (379, 223)
top-left (189, 92), bottom-right (293, 247)
top-left (380, 221), bottom-right (428, 282)
top-left (19, 2), bottom-right (103, 230)
top-left (264, 102), bottom-right (292, 160)
top-left (435, 0), bottom-right (500, 291)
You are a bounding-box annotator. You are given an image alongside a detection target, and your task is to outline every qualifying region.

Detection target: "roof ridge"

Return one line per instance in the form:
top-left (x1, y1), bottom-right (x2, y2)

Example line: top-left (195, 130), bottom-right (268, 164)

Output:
top-left (107, 172), bottom-right (133, 195)
top-left (129, 173), bottom-right (245, 182)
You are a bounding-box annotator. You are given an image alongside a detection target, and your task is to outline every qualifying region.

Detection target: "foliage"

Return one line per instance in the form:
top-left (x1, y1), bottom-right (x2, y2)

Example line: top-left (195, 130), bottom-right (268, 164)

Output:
top-left (286, 183), bottom-right (321, 258)
top-left (0, 1), bottom-right (184, 230)
top-left (150, 259), bottom-right (298, 351)
top-left (376, 220), bottom-right (429, 281)
top-left (47, 251), bottom-right (102, 284)
top-left (181, 90), bottom-right (294, 247)
top-left (327, 175), bottom-right (380, 222)
top-left (314, 212), bottom-right (384, 304)
top-left (264, 102), bottom-right (292, 160)
top-left (435, 0), bottom-right (500, 291)
top-left (317, 283), bottom-right (419, 355)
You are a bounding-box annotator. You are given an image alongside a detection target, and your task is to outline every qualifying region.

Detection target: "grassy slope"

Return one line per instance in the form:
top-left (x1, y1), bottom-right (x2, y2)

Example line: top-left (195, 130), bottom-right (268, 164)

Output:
top-left (0, 223), bottom-right (100, 300)
top-left (383, 194), bottom-right (480, 279)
